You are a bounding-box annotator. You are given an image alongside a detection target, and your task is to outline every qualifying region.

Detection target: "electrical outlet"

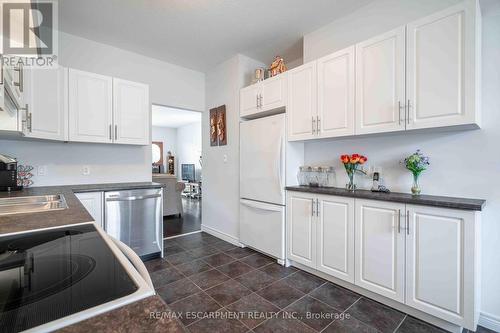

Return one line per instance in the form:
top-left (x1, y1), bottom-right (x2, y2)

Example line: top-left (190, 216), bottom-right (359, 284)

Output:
top-left (223, 154), bottom-right (228, 163)
top-left (82, 166), bottom-right (91, 176)
top-left (37, 165), bottom-right (47, 176)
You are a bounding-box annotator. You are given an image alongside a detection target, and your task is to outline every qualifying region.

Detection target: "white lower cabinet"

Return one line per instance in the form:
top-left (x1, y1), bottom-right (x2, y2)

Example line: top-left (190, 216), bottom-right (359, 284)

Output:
top-left (287, 192), bottom-right (316, 267)
top-left (287, 192), bottom-right (354, 284)
top-left (405, 205), bottom-right (478, 328)
top-left (355, 199), bottom-right (406, 302)
top-left (286, 192), bottom-right (480, 330)
top-left (75, 192), bottom-right (104, 228)
top-left (316, 195), bottom-right (355, 283)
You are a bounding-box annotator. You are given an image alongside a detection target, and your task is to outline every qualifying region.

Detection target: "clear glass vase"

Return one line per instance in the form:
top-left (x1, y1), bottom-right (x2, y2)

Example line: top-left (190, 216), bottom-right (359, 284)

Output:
top-left (411, 174), bottom-right (421, 195)
top-left (346, 171), bottom-right (356, 191)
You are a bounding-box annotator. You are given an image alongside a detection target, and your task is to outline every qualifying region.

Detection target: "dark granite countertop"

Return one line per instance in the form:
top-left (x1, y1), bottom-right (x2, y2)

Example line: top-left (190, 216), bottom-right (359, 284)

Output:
top-left (286, 186), bottom-right (485, 211)
top-left (0, 182), bottom-right (165, 235)
top-left (57, 296), bottom-right (186, 333)
top-left (0, 183), bottom-right (180, 332)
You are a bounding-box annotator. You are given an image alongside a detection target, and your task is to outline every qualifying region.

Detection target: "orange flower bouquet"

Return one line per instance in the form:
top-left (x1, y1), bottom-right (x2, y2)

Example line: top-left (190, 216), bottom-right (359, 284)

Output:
top-left (340, 154), bottom-right (367, 191)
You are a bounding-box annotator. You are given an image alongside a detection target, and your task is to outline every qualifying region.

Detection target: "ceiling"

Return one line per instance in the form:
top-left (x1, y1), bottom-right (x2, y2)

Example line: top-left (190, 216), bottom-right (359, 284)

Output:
top-left (152, 105), bottom-right (201, 128)
top-left (59, 0), bottom-right (374, 72)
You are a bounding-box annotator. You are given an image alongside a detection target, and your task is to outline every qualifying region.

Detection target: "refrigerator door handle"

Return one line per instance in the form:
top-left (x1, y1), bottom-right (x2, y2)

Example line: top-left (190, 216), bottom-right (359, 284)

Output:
top-left (240, 199), bottom-right (283, 212)
top-left (278, 136), bottom-right (284, 191)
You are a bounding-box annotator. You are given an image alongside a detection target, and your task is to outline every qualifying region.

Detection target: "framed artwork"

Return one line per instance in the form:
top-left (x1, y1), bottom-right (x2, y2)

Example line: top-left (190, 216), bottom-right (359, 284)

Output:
top-left (210, 108), bottom-right (218, 146)
top-left (209, 105), bottom-right (227, 146)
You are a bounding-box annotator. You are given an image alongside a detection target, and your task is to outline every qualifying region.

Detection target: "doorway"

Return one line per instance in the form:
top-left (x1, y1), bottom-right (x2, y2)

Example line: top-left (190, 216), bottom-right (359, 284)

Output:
top-left (151, 104), bottom-right (203, 238)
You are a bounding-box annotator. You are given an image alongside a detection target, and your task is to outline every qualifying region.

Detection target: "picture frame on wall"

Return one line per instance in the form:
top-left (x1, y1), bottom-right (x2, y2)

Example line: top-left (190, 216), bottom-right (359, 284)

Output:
top-left (209, 105), bottom-right (227, 146)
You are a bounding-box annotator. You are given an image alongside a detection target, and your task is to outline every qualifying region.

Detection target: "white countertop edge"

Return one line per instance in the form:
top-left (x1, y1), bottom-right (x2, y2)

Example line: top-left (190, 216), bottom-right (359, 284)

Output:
top-left (3, 222), bottom-right (156, 333)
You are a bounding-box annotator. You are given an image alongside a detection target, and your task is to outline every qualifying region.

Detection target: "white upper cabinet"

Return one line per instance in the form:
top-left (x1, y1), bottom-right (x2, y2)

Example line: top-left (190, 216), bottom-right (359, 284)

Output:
top-left (287, 62), bottom-right (317, 141)
top-left (355, 199), bottom-right (406, 302)
top-left (240, 84), bottom-right (261, 117)
top-left (405, 205), bottom-right (478, 328)
top-left (261, 75), bottom-right (287, 111)
top-left (316, 195), bottom-right (355, 283)
top-left (113, 78), bottom-right (150, 145)
top-left (286, 191), bottom-right (316, 267)
top-left (406, 2), bottom-right (480, 130)
top-left (24, 67), bottom-right (68, 141)
top-left (240, 74), bottom-right (286, 118)
top-left (317, 46), bottom-right (355, 138)
top-left (355, 27), bottom-right (406, 135)
top-left (68, 69), bottom-right (113, 144)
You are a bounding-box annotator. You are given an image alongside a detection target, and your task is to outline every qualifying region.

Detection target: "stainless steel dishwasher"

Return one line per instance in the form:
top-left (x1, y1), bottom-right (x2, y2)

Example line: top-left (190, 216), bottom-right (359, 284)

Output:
top-left (104, 188), bottom-right (163, 260)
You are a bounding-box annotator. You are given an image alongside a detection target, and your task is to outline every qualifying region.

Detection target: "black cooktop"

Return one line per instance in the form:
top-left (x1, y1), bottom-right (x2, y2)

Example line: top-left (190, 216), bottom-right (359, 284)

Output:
top-left (0, 224), bottom-right (138, 332)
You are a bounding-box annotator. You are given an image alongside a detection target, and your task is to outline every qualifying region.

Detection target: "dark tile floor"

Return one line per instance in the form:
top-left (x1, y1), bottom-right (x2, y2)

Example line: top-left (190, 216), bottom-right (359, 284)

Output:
top-left (164, 198), bottom-right (201, 237)
top-left (145, 232), bottom-right (496, 333)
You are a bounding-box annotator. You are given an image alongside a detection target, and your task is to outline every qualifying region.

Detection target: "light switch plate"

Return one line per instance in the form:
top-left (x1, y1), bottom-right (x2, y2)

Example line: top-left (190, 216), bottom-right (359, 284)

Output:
top-left (82, 166), bottom-right (91, 176)
top-left (37, 165), bottom-right (47, 176)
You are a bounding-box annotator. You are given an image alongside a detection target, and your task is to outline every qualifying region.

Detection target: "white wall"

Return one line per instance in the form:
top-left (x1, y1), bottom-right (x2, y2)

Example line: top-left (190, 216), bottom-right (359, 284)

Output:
top-left (152, 126), bottom-right (177, 172)
top-left (303, 0), bottom-right (461, 63)
top-left (303, 0), bottom-right (500, 325)
top-left (0, 32), bottom-right (205, 186)
top-left (176, 121), bottom-right (202, 181)
top-left (202, 55), bottom-right (265, 241)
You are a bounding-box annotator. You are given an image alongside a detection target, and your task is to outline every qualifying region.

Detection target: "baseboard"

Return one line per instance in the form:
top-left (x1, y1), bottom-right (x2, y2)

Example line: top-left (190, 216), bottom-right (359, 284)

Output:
top-left (479, 312), bottom-right (500, 332)
top-left (201, 225), bottom-right (243, 247)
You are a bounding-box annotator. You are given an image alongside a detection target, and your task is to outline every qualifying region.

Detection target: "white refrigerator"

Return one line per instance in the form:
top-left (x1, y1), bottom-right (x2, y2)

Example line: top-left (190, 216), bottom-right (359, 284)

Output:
top-left (240, 113), bottom-right (286, 261)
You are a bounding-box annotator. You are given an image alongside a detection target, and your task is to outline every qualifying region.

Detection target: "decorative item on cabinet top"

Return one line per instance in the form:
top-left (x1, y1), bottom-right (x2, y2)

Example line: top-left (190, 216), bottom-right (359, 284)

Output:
top-left (269, 56), bottom-right (287, 77)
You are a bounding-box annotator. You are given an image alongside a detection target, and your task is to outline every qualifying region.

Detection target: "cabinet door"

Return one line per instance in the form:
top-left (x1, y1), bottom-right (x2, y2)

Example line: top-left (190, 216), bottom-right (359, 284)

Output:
top-left (317, 46), bottom-right (355, 138)
top-left (113, 78), bottom-right (150, 145)
top-left (261, 75), bottom-right (286, 111)
top-left (69, 69), bottom-right (113, 143)
top-left (240, 84), bottom-right (260, 118)
top-left (316, 195), bottom-right (355, 283)
top-left (24, 67), bottom-right (68, 141)
top-left (355, 27), bottom-right (406, 135)
top-left (75, 192), bottom-right (104, 228)
top-left (287, 192), bottom-right (316, 268)
top-left (406, 3), bottom-right (479, 130)
top-left (355, 199), bottom-right (405, 302)
top-left (287, 62), bottom-right (317, 141)
top-left (406, 205), bottom-right (477, 328)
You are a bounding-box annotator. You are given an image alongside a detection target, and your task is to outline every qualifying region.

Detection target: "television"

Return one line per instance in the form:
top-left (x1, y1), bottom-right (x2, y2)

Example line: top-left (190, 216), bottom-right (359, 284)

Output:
top-left (181, 164), bottom-right (196, 182)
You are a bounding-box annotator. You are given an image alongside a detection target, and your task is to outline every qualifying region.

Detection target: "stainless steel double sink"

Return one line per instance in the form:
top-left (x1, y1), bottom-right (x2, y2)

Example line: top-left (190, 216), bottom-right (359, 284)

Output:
top-left (0, 194), bottom-right (68, 216)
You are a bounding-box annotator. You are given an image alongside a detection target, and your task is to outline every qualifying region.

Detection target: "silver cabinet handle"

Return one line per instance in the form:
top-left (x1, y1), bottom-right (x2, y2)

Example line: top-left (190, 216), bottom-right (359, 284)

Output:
top-left (316, 199), bottom-right (320, 217)
top-left (407, 100), bottom-right (411, 125)
top-left (14, 63), bottom-right (23, 92)
top-left (0, 55), bottom-right (3, 85)
top-left (106, 193), bottom-right (162, 202)
top-left (256, 95), bottom-right (259, 108)
top-left (311, 199), bottom-right (315, 217)
top-left (259, 94), bottom-right (263, 108)
top-left (406, 210), bottom-right (410, 235)
top-left (397, 209), bottom-right (401, 233)
top-left (398, 101), bottom-right (403, 126)
top-left (27, 108), bottom-right (32, 132)
top-left (109, 125), bottom-right (112, 140)
top-left (115, 125), bottom-right (118, 140)
top-left (312, 117), bottom-right (316, 134)
top-left (317, 116), bottom-right (320, 134)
